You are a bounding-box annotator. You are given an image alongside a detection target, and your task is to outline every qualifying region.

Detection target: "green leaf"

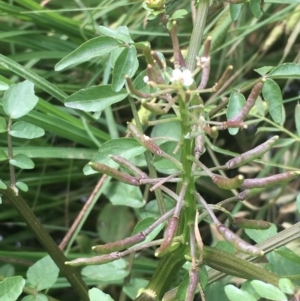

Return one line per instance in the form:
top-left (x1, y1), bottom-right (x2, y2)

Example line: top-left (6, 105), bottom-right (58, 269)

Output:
top-left (170, 9), bottom-right (188, 20)
top-left (274, 248), bottom-right (300, 265)
top-left (132, 217), bottom-right (165, 245)
top-left (226, 91), bottom-right (246, 135)
top-left (229, 3), bottom-right (242, 21)
top-left (225, 285), bottom-right (256, 301)
top-left (112, 46), bottom-right (138, 92)
top-left (97, 203), bottom-right (134, 243)
top-left (98, 26), bottom-right (132, 43)
top-left (0, 149), bottom-right (8, 161)
top-left (151, 115), bottom-right (181, 145)
top-left (250, 280), bottom-right (287, 301)
top-left (250, 0), bottom-right (263, 18)
top-left (0, 80), bottom-right (9, 91)
top-left (16, 181), bottom-right (28, 192)
top-left (82, 258), bottom-right (129, 282)
top-left (0, 264), bottom-right (14, 277)
top-left (262, 78), bottom-right (283, 123)
top-left (295, 103), bottom-right (300, 136)
top-left (278, 278), bottom-right (295, 295)
top-left (268, 247), bottom-right (300, 277)
top-left (268, 63), bottom-right (300, 79)
top-left (84, 138), bottom-right (145, 175)
top-left (9, 154), bottom-right (35, 169)
top-left (0, 180), bottom-right (7, 190)
top-left (10, 121), bottom-right (45, 139)
top-left (123, 278), bottom-right (149, 300)
top-left (254, 66), bottom-right (274, 76)
top-left (0, 117), bottom-right (7, 133)
top-left (89, 288), bottom-right (115, 301)
top-left (26, 255), bottom-right (59, 291)
top-left (245, 223), bottom-right (277, 243)
top-left (64, 85), bottom-right (128, 112)
top-left (55, 36), bottom-right (121, 71)
top-left (205, 282), bottom-right (230, 301)
top-left (0, 276), bottom-right (25, 301)
top-left (296, 193), bottom-right (300, 214)
top-left (153, 141), bottom-right (181, 174)
top-left (21, 294), bottom-right (48, 301)
top-left (104, 182), bottom-right (144, 208)
top-left (3, 80), bottom-right (39, 119)
top-left (241, 281), bottom-right (261, 300)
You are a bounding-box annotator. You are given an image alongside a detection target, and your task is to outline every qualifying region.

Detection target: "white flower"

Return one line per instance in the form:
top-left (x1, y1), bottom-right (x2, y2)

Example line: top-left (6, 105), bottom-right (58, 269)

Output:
top-left (143, 76), bottom-right (149, 83)
top-left (170, 69), bottom-right (193, 87)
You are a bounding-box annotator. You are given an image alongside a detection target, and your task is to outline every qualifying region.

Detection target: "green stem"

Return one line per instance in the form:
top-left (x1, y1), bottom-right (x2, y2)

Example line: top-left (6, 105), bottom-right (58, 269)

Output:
top-left (1, 188), bottom-right (89, 301)
top-left (7, 118), bottom-right (16, 188)
top-left (185, 0), bottom-right (210, 71)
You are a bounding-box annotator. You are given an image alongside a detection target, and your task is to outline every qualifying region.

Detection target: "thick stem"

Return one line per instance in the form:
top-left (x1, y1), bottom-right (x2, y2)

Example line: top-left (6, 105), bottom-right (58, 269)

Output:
top-left (185, 0), bottom-right (210, 71)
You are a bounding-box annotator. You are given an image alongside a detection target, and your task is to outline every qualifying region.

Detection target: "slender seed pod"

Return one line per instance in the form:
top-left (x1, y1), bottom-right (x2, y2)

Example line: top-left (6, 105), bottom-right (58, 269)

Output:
top-left (226, 136), bottom-right (279, 169)
top-left (186, 268), bottom-right (199, 301)
top-left (155, 216), bottom-right (179, 257)
top-left (92, 232), bottom-right (146, 254)
top-left (212, 174), bottom-right (244, 190)
top-left (214, 65), bottom-right (233, 91)
top-left (194, 133), bottom-right (205, 157)
top-left (217, 224), bottom-right (264, 256)
top-left (141, 99), bottom-right (165, 115)
top-left (203, 126), bottom-right (218, 139)
top-left (230, 80), bottom-right (265, 122)
top-left (238, 188), bottom-right (264, 200)
top-left (109, 155), bottom-right (148, 179)
top-left (151, 51), bottom-right (166, 70)
top-left (233, 218), bottom-right (271, 230)
top-left (125, 76), bottom-right (151, 98)
top-left (127, 122), bottom-right (163, 156)
top-left (219, 121), bottom-right (245, 130)
top-left (89, 162), bottom-right (140, 186)
top-left (241, 171), bottom-right (300, 189)
top-left (65, 252), bottom-right (120, 267)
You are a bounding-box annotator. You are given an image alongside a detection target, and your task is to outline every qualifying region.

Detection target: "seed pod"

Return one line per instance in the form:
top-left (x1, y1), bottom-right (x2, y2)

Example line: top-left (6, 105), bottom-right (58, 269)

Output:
top-left (225, 136), bottom-right (279, 169)
top-left (125, 76), bottom-right (151, 99)
top-left (203, 126), bottom-right (218, 139)
top-left (233, 218), bottom-right (271, 230)
top-left (214, 65), bottom-right (233, 91)
top-left (65, 252), bottom-right (120, 267)
top-left (109, 155), bottom-right (148, 179)
top-left (186, 268), bottom-right (199, 301)
top-left (92, 232), bottom-right (146, 254)
top-left (212, 174), bottom-right (244, 190)
top-left (89, 162), bottom-right (140, 186)
top-left (230, 80), bottom-right (264, 122)
top-left (194, 133), bottom-right (205, 156)
top-left (217, 224), bottom-right (264, 256)
top-left (238, 188), bottom-right (264, 200)
top-left (241, 171), bottom-right (300, 189)
top-left (155, 215), bottom-right (179, 257)
top-left (141, 99), bottom-right (165, 115)
top-left (127, 122), bottom-right (163, 156)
